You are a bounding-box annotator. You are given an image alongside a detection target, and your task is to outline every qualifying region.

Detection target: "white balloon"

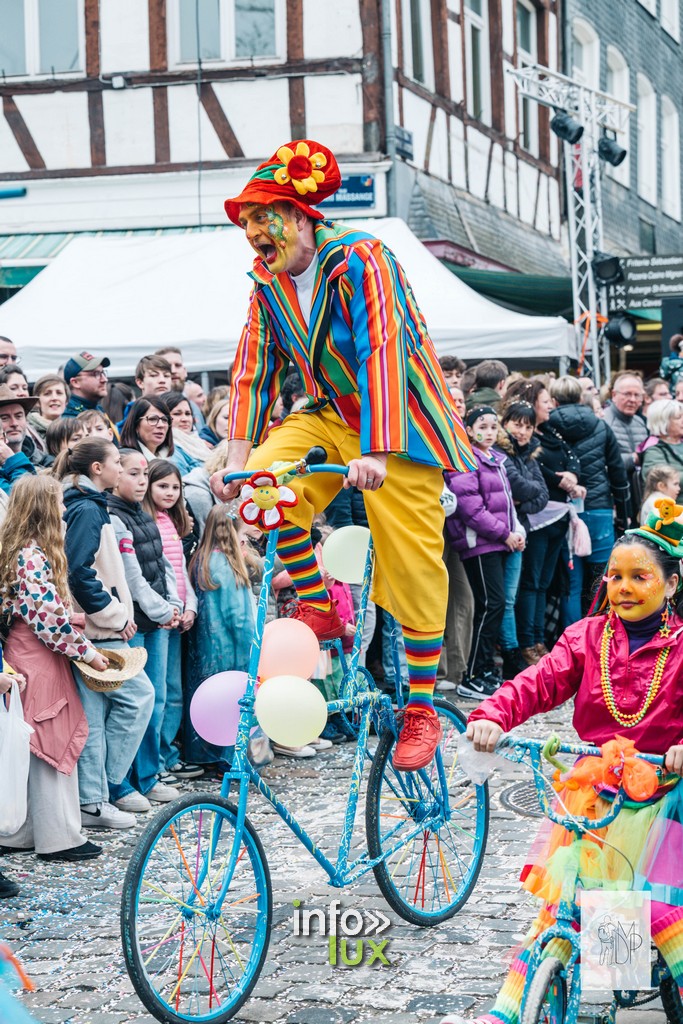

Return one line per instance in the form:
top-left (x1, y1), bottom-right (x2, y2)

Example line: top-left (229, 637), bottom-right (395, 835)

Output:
top-left (321, 525), bottom-right (371, 584)
top-left (254, 675), bottom-right (328, 747)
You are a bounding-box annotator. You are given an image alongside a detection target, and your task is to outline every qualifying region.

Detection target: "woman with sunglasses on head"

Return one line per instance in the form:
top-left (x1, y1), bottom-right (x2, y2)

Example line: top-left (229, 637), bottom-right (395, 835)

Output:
top-left (120, 397), bottom-right (174, 462)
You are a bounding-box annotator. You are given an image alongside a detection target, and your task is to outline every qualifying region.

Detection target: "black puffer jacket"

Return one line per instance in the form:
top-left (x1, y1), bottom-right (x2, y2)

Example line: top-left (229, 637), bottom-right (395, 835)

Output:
top-left (536, 422), bottom-right (582, 502)
top-left (494, 432), bottom-right (549, 532)
top-left (549, 404), bottom-right (630, 521)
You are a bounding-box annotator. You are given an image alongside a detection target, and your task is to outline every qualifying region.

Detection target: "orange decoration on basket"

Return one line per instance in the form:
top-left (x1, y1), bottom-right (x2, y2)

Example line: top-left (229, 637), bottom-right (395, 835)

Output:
top-left (559, 736), bottom-right (659, 802)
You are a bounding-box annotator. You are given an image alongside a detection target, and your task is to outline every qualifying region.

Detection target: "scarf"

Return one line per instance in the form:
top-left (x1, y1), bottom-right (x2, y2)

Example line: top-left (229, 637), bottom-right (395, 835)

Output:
top-left (171, 427), bottom-right (209, 463)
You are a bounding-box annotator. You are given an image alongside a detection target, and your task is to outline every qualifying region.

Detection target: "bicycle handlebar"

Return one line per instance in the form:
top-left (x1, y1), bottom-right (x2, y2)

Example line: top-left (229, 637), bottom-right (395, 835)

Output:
top-left (223, 445), bottom-right (350, 485)
top-left (497, 736), bottom-right (666, 833)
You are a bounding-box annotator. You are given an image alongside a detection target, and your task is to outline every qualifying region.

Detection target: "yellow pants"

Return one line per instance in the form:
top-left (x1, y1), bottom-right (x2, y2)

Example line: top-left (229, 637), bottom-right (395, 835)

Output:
top-left (245, 406), bottom-right (448, 632)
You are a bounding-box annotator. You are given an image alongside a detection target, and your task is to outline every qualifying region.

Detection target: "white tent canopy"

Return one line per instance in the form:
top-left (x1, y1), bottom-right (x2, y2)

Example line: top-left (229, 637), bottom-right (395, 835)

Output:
top-left (0, 218), bottom-right (576, 379)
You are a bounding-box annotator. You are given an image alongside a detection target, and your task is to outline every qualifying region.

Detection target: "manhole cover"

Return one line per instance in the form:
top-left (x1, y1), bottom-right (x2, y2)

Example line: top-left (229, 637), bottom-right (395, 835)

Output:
top-left (500, 781), bottom-right (544, 818)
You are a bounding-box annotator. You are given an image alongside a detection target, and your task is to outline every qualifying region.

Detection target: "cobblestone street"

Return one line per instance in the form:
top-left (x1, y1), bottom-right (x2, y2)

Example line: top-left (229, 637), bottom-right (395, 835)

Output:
top-left (1, 700), bottom-right (667, 1024)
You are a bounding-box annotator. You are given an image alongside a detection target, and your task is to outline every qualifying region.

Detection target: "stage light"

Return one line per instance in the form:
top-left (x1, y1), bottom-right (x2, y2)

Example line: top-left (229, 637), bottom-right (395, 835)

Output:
top-left (604, 314), bottom-right (637, 347)
top-left (598, 134), bottom-right (627, 167)
top-left (550, 111), bottom-right (584, 144)
top-left (592, 251), bottom-right (624, 286)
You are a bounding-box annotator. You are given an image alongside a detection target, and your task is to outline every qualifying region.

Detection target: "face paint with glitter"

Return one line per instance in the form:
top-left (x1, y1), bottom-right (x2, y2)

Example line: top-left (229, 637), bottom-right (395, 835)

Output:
top-left (239, 202), bottom-right (301, 274)
top-left (605, 545), bottom-right (669, 621)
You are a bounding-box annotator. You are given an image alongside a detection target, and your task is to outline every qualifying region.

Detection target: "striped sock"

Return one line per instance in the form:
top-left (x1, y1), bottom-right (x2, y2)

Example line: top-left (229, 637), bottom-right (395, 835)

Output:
top-left (653, 907), bottom-right (683, 996)
top-left (276, 523), bottom-right (331, 612)
top-left (489, 934), bottom-right (572, 1024)
top-left (402, 626), bottom-right (442, 711)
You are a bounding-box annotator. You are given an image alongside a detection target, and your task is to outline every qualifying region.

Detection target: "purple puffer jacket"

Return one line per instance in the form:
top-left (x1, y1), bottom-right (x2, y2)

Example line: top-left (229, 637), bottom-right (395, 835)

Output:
top-left (445, 447), bottom-right (516, 559)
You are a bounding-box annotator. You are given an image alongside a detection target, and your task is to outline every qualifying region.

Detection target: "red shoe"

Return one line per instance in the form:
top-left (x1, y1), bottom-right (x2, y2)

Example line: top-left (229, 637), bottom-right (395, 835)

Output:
top-left (290, 601), bottom-right (345, 641)
top-left (393, 706), bottom-right (443, 772)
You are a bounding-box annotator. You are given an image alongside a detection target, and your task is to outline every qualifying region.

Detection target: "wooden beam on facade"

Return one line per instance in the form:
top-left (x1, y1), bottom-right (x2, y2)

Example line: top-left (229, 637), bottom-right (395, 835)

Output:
top-left (489, 0), bottom-right (505, 135)
top-left (88, 92), bottom-right (106, 166)
top-left (287, 0), bottom-right (306, 139)
top-left (430, 0), bottom-right (450, 98)
top-left (148, 0), bottom-right (169, 163)
top-left (359, 0), bottom-right (383, 152)
top-left (199, 83), bottom-right (245, 158)
top-left (85, 0), bottom-right (105, 165)
top-left (2, 96), bottom-right (46, 170)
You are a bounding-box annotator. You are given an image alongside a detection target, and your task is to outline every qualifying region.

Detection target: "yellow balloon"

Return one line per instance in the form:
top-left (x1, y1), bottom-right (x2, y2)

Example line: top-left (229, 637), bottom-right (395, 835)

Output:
top-left (321, 525), bottom-right (371, 584)
top-left (254, 675), bottom-right (328, 746)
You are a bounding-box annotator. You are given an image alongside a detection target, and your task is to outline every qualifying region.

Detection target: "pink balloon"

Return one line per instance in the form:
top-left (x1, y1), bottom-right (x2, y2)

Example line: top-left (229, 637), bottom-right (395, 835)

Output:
top-left (258, 618), bottom-right (321, 681)
top-left (189, 671), bottom-right (249, 746)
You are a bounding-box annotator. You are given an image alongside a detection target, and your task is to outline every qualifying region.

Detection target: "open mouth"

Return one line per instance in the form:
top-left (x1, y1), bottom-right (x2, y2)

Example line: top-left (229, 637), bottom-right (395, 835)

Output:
top-left (255, 242), bottom-right (278, 264)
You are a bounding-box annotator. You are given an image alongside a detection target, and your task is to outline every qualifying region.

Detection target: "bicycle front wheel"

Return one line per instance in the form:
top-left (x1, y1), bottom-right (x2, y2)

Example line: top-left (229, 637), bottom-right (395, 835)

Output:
top-left (520, 956), bottom-right (568, 1024)
top-left (365, 697), bottom-right (489, 926)
top-left (121, 793), bottom-right (272, 1024)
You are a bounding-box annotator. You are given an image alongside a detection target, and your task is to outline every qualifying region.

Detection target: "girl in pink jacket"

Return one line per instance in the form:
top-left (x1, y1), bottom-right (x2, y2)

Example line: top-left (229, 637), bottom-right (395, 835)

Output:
top-left (441, 508), bottom-right (683, 1024)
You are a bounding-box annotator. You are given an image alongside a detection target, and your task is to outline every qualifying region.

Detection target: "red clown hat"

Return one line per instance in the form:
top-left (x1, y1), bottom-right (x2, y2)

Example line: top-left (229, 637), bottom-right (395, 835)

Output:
top-left (225, 140), bottom-right (341, 225)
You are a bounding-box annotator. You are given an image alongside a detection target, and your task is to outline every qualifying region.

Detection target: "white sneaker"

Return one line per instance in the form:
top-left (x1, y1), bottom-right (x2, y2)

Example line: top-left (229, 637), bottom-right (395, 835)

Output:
top-left (146, 782), bottom-right (180, 802)
top-left (81, 802), bottom-right (136, 830)
top-left (271, 743), bottom-right (316, 759)
top-left (308, 736), bottom-right (333, 750)
top-left (436, 679), bottom-right (457, 692)
top-left (114, 791), bottom-right (152, 813)
top-left (440, 1015), bottom-right (470, 1024)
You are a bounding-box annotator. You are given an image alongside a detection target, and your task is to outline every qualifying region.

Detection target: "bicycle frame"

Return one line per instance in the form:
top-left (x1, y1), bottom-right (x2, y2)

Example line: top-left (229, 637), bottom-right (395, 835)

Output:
top-left (501, 737), bottom-right (668, 1024)
top-left (189, 462), bottom-right (453, 916)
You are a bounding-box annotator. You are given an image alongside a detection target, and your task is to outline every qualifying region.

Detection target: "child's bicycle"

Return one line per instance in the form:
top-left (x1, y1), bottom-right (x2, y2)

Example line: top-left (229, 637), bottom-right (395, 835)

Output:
top-left (499, 736), bottom-right (683, 1024)
top-left (120, 448), bottom-right (490, 1024)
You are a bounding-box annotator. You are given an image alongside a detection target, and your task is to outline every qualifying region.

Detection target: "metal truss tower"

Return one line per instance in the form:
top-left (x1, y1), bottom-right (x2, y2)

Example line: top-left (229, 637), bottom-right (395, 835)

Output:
top-left (507, 65), bottom-right (633, 388)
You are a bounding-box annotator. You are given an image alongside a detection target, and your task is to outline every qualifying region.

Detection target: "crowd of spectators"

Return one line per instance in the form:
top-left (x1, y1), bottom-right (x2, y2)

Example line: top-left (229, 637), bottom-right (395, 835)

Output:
top-left (0, 335), bottom-right (677, 899)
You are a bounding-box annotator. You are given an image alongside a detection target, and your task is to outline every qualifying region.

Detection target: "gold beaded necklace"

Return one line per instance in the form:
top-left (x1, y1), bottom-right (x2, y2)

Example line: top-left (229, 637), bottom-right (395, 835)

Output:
top-left (599, 618), bottom-right (671, 728)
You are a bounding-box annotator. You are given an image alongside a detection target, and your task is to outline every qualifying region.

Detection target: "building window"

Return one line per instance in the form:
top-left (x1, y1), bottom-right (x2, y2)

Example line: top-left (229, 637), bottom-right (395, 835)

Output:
top-left (605, 46), bottom-right (630, 188)
top-left (637, 73), bottom-right (657, 205)
top-left (402, 0), bottom-right (434, 89)
top-left (516, 0), bottom-right (538, 155)
top-left (0, 0), bottom-right (82, 78)
top-left (661, 95), bottom-right (681, 219)
top-left (639, 218), bottom-right (656, 254)
top-left (464, 0), bottom-right (491, 124)
top-left (571, 18), bottom-right (599, 89)
top-left (661, 0), bottom-right (680, 40)
top-left (173, 0), bottom-right (281, 65)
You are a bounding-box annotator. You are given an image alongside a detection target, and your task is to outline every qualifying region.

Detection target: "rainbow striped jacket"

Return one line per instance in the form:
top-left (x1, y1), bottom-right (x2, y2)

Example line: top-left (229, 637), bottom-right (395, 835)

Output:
top-left (228, 221), bottom-right (475, 472)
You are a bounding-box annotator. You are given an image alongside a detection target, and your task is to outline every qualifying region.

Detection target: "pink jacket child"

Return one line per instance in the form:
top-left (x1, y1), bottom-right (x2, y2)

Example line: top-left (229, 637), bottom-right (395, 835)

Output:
top-left (469, 611), bottom-right (683, 755)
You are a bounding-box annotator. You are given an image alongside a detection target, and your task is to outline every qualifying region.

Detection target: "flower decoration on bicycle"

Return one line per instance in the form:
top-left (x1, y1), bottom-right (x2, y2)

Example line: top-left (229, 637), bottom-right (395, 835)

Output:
top-left (554, 736), bottom-right (661, 803)
top-left (239, 470), bottom-right (298, 530)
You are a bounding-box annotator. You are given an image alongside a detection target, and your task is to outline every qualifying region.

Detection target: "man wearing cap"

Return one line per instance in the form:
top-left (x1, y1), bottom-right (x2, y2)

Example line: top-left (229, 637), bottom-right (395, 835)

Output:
top-left (62, 352), bottom-right (111, 418)
top-left (212, 139), bottom-right (474, 771)
top-left (0, 385), bottom-right (38, 493)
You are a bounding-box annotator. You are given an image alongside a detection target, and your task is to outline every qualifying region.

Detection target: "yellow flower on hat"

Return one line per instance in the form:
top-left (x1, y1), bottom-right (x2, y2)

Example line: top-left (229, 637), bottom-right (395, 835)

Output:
top-left (273, 141), bottom-right (328, 196)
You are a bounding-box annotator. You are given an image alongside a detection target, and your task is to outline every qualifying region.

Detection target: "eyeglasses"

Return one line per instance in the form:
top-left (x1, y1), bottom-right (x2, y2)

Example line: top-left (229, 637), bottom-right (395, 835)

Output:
top-left (79, 368), bottom-right (108, 379)
top-left (141, 415), bottom-right (170, 427)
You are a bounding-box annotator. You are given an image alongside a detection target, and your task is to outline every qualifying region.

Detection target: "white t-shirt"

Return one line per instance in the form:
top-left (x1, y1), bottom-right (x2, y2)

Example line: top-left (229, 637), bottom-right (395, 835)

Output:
top-left (290, 252), bottom-right (319, 328)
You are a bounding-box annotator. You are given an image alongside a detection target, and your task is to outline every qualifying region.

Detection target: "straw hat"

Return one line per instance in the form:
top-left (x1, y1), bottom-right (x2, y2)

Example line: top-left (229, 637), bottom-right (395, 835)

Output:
top-left (76, 646), bottom-right (148, 692)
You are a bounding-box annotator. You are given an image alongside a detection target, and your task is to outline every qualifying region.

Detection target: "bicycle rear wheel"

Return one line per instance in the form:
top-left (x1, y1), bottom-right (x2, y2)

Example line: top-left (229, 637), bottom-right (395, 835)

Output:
top-left (121, 793), bottom-right (271, 1024)
top-left (520, 956), bottom-right (568, 1024)
top-left (365, 697), bottom-right (488, 925)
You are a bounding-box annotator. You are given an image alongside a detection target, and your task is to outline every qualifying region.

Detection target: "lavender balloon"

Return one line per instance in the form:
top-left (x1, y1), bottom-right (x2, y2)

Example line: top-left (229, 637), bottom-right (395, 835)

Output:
top-left (189, 671), bottom-right (249, 746)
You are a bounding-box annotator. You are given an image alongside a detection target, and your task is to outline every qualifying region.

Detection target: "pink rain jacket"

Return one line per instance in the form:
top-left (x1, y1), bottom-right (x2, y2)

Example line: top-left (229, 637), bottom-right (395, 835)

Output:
top-left (469, 613), bottom-right (683, 755)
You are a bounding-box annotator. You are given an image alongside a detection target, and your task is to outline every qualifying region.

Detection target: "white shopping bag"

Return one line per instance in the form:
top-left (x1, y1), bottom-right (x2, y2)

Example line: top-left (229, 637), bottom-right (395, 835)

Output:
top-left (0, 680), bottom-right (33, 835)
top-left (580, 890), bottom-right (652, 991)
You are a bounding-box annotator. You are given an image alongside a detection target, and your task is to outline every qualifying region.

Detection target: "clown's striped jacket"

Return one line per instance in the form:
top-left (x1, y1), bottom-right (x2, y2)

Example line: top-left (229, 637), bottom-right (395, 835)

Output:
top-left (228, 221), bottom-right (475, 472)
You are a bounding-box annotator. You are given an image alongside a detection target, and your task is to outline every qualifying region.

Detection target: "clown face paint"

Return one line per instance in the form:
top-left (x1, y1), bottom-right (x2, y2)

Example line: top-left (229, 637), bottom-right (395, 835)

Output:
top-left (604, 544), bottom-right (674, 621)
top-left (239, 203), bottom-right (303, 274)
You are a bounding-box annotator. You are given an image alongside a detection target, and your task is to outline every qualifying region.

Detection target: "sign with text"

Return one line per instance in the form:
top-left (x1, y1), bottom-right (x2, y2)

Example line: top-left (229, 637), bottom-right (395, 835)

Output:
top-left (318, 175), bottom-right (376, 210)
top-left (608, 255), bottom-right (683, 311)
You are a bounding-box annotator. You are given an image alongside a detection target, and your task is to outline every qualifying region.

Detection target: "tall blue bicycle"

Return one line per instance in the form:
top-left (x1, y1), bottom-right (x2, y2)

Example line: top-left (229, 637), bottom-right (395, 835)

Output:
top-left (499, 736), bottom-right (683, 1024)
top-left (120, 448), bottom-right (489, 1023)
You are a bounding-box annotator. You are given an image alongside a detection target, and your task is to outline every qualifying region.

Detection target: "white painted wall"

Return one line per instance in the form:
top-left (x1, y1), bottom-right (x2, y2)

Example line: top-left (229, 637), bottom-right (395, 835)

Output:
top-left (450, 117), bottom-right (467, 190)
top-left (167, 85), bottom-right (230, 164)
top-left (15, 92), bottom-right (91, 169)
top-left (303, 0), bottom-right (363, 59)
top-left (100, 0), bottom-right (150, 74)
top-left (213, 79), bottom-right (290, 159)
top-left (304, 74), bottom-right (364, 153)
top-left (103, 89), bottom-right (156, 166)
top-left (466, 127), bottom-right (491, 202)
top-left (448, 21), bottom-right (464, 104)
top-left (502, 0), bottom-right (515, 56)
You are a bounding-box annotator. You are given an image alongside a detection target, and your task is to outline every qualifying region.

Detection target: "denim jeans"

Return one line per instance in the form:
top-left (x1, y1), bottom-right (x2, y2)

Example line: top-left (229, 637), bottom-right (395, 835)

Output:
top-left (72, 639), bottom-right (155, 806)
top-left (382, 611), bottom-right (408, 688)
top-left (159, 628), bottom-right (183, 771)
top-left (562, 508), bottom-right (615, 626)
top-left (500, 550), bottom-right (522, 651)
top-left (516, 516), bottom-right (568, 648)
top-left (109, 629), bottom-right (169, 801)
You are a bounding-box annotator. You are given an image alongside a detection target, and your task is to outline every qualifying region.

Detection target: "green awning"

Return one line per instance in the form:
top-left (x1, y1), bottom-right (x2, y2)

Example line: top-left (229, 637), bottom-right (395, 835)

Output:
top-left (629, 307), bottom-right (661, 322)
top-left (443, 262), bottom-right (573, 317)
